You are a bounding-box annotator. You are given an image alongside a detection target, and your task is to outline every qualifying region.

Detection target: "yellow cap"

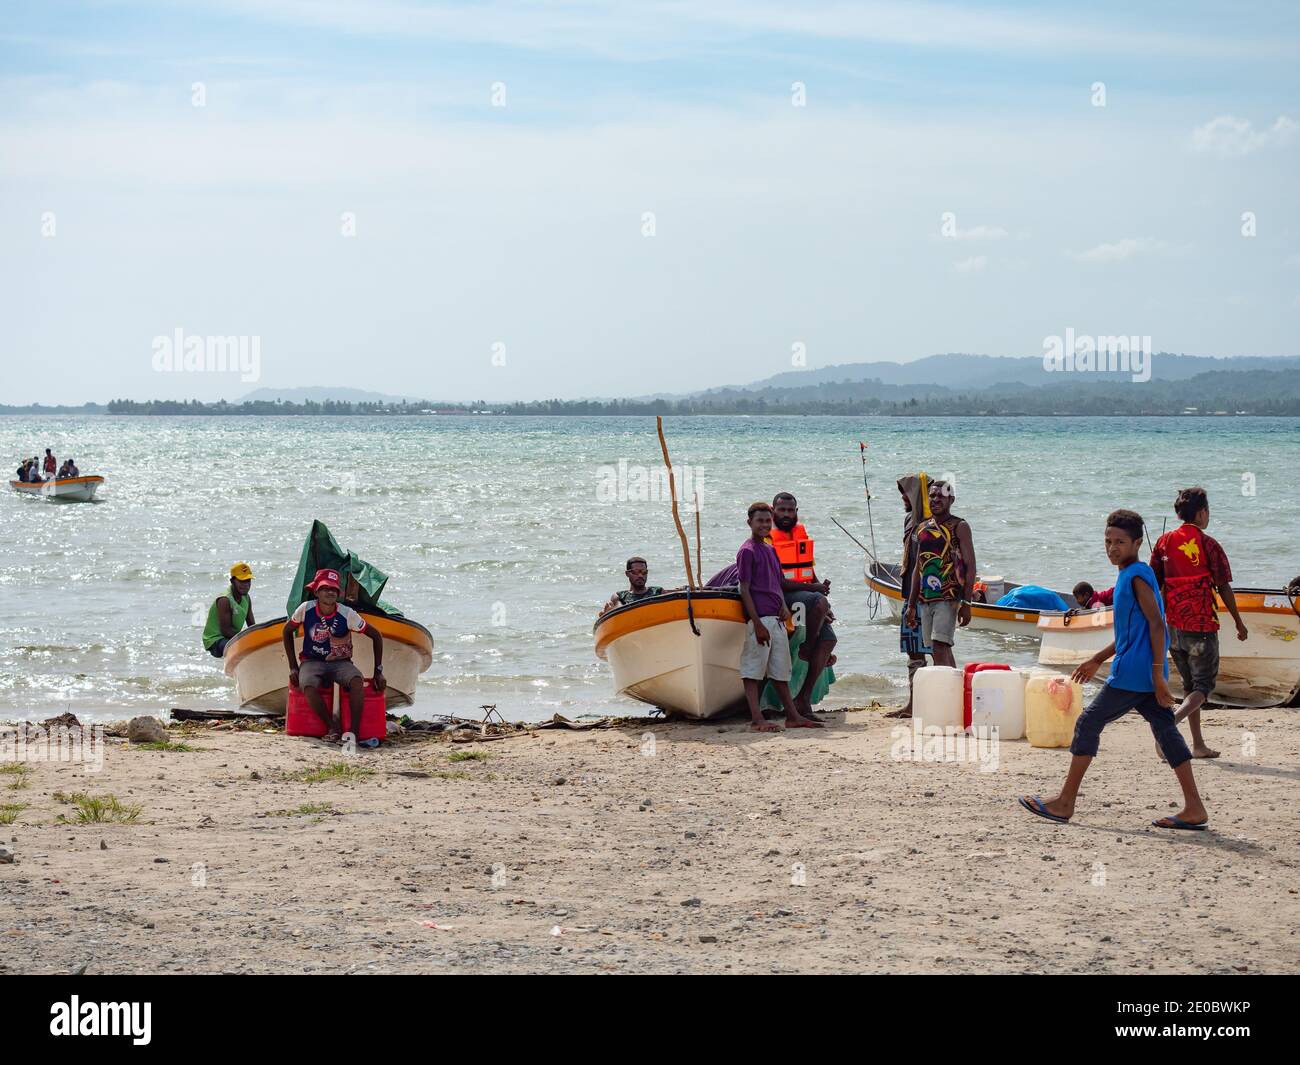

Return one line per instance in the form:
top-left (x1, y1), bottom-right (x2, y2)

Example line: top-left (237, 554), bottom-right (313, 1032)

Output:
top-left (230, 562), bottom-right (254, 581)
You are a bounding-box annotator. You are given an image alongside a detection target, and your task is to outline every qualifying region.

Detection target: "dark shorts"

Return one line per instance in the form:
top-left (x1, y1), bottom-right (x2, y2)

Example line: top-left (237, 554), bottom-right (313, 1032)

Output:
top-left (1169, 628), bottom-right (1219, 697)
top-left (1070, 683), bottom-right (1191, 768)
top-left (784, 589), bottom-right (836, 643)
top-left (298, 659), bottom-right (363, 690)
top-left (206, 638), bottom-right (228, 659)
top-left (898, 569), bottom-right (931, 656)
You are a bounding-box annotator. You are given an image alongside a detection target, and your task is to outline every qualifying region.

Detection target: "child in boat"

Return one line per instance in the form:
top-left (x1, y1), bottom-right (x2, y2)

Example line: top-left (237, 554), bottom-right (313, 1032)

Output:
top-left (903, 479), bottom-right (976, 669)
top-left (1071, 581), bottom-right (1114, 609)
top-left (1151, 486), bottom-right (1248, 759)
top-left (736, 502), bottom-right (822, 732)
top-left (1019, 509), bottom-right (1208, 830)
top-left (283, 568), bottom-right (386, 743)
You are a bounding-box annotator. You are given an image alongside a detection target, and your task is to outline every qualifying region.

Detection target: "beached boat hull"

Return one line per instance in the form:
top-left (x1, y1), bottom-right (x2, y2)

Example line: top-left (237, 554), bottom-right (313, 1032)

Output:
top-left (865, 559), bottom-right (1065, 637)
top-left (8, 475), bottom-right (104, 502)
top-left (594, 592), bottom-right (750, 719)
top-left (1037, 590), bottom-right (1300, 708)
top-left (222, 613), bottom-right (435, 712)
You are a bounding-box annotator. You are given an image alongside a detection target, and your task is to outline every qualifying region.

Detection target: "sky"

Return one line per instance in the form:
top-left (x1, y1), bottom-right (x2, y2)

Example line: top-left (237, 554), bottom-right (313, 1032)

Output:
top-left (2, 0), bottom-right (1298, 404)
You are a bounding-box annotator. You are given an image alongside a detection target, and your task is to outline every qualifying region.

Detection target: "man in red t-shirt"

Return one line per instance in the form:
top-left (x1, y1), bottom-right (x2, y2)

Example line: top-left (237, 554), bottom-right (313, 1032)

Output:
top-left (1151, 487), bottom-right (1248, 759)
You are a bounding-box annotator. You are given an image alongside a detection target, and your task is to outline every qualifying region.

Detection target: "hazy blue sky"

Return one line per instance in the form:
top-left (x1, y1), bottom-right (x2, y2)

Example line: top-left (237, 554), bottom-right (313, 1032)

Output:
top-left (3, 1), bottom-right (1298, 403)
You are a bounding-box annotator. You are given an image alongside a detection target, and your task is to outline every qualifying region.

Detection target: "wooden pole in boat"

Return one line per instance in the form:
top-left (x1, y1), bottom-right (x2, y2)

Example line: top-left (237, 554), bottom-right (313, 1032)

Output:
top-left (656, 416), bottom-right (696, 590)
top-left (693, 490), bottom-right (703, 587)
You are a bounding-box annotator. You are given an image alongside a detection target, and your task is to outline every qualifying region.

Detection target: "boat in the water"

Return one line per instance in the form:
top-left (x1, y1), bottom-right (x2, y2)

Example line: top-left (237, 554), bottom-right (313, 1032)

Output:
top-left (594, 589), bottom-right (751, 719)
top-left (222, 520), bottom-right (434, 712)
top-left (8, 475), bottom-right (104, 502)
top-left (865, 559), bottom-right (1069, 637)
top-left (1037, 586), bottom-right (1300, 708)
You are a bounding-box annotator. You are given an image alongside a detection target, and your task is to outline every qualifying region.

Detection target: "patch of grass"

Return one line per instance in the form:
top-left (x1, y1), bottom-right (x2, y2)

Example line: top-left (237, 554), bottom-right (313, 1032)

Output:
top-left (3, 764), bottom-right (32, 790)
top-left (52, 791), bottom-right (143, 824)
top-left (266, 802), bottom-right (337, 817)
top-left (0, 802), bottom-right (29, 825)
top-left (430, 770), bottom-right (471, 780)
top-left (290, 761), bottom-right (375, 784)
top-left (447, 750), bottom-right (489, 762)
top-left (133, 740), bottom-right (203, 752)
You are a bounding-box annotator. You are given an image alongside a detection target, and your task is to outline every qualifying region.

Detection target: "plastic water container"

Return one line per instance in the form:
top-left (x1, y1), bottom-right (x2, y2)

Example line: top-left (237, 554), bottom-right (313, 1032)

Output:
top-left (1025, 672), bottom-right (1083, 748)
top-left (962, 662), bottom-right (1011, 727)
top-left (340, 680), bottom-right (387, 743)
top-left (285, 682), bottom-right (328, 737)
top-left (970, 668), bottom-right (1026, 740)
top-left (913, 666), bottom-right (964, 731)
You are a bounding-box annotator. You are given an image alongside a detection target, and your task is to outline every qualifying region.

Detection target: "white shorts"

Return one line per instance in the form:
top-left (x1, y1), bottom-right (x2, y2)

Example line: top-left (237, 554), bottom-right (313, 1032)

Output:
top-left (740, 616), bottom-right (792, 682)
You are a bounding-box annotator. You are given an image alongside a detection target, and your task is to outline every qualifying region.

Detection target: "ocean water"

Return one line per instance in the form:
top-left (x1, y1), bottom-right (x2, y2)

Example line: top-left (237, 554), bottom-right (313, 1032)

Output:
top-left (2, 415), bottom-right (1297, 723)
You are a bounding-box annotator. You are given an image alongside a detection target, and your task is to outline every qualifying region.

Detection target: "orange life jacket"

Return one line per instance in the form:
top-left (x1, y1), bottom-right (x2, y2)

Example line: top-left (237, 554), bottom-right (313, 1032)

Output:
top-left (769, 523), bottom-right (816, 582)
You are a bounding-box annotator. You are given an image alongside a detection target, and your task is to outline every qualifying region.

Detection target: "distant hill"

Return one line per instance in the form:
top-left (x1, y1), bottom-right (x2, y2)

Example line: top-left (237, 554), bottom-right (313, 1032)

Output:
top-left (705, 353), bottom-right (1300, 396)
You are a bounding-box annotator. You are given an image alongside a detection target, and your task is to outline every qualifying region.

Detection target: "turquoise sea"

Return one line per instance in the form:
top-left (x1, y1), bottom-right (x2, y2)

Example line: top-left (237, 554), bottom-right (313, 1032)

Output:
top-left (2, 415), bottom-right (1297, 722)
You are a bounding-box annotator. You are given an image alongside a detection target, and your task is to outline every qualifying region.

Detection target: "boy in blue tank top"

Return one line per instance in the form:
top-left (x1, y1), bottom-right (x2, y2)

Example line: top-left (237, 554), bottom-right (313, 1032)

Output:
top-left (1018, 510), bottom-right (1208, 830)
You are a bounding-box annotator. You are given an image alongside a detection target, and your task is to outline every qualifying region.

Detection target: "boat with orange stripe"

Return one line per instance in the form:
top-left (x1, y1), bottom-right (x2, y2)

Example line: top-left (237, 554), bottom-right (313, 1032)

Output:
top-left (223, 611), bottom-right (434, 712)
top-left (1037, 585), bottom-right (1300, 707)
top-left (594, 589), bottom-right (751, 719)
top-left (8, 475), bottom-right (104, 502)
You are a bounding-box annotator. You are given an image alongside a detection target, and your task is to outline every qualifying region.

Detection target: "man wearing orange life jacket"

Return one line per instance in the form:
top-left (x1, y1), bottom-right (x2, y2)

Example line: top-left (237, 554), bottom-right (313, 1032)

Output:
top-left (770, 492), bottom-right (837, 719)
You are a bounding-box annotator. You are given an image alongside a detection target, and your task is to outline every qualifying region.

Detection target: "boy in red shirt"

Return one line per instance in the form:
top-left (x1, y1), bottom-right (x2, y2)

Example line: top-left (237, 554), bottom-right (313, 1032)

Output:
top-left (1151, 487), bottom-right (1248, 759)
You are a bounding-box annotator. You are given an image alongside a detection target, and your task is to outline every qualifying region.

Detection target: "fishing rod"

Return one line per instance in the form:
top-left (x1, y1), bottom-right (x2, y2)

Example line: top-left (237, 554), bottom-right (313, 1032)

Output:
top-left (831, 516), bottom-right (874, 557)
top-left (859, 441), bottom-right (880, 561)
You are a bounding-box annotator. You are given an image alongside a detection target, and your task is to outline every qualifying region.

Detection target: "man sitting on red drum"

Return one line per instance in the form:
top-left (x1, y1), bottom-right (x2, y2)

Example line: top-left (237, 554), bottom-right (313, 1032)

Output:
top-left (283, 568), bottom-right (385, 743)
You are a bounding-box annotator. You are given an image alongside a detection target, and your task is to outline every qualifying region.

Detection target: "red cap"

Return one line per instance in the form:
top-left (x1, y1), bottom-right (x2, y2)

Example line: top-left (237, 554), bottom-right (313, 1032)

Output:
top-left (306, 568), bottom-right (341, 592)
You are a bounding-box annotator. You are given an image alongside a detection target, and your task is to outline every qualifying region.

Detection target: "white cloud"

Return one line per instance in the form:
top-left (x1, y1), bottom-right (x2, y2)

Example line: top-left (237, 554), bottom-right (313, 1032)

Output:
top-left (953, 255), bottom-right (988, 273)
top-left (1070, 238), bottom-right (1168, 264)
top-left (1191, 115), bottom-right (1297, 157)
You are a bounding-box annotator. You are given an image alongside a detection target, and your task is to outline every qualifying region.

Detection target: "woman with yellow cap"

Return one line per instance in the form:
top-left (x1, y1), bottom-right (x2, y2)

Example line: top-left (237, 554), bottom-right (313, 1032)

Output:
top-left (203, 562), bottom-right (257, 658)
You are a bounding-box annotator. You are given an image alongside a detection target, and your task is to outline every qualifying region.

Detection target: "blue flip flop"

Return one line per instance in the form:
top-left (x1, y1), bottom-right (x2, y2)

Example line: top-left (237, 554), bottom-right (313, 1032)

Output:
top-left (1018, 795), bottom-right (1070, 824)
top-left (1152, 816), bottom-right (1207, 831)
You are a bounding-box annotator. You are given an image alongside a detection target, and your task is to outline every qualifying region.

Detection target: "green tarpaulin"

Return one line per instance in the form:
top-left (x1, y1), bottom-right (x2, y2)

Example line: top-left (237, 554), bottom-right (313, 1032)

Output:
top-left (760, 624), bottom-right (835, 711)
top-left (285, 520), bottom-right (403, 617)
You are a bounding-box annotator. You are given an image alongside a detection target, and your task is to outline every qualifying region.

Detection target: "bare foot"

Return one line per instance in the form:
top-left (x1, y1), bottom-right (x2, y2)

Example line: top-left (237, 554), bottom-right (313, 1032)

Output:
top-left (885, 707), bottom-right (912, 719)
top-left (1039, 796), bottom-right (1074, 820)
top-left (1191, 744), bottom-right (1220, 759)
top-left (750, 721), bottom-right (780, 733)
top-left (785, 712), bottom-right (825, 729)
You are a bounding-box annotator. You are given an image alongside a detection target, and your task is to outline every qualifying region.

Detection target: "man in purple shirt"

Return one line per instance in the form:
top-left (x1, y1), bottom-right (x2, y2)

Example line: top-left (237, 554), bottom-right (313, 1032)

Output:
top-left (737, 502), bottom-right (824, 732)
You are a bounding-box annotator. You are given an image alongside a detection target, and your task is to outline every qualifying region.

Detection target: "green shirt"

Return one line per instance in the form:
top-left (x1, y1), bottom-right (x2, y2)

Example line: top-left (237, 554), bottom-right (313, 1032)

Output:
top-left (615, 586), bottom-right (665, 605)
top-left (202, 589), bottom-right (251, 650)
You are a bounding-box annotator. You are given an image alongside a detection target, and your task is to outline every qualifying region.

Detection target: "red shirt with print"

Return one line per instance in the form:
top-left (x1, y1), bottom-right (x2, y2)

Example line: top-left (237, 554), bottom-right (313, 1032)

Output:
top-left (1152, 523), bottom-right (1232, 632)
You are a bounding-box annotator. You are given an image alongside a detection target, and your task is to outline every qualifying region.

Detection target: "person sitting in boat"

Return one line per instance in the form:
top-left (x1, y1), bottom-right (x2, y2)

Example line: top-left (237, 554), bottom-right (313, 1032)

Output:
top-left (202, 562), bottom-right (257, 658)
top-left (769, 491), bottom-right (837, 720)
top-left (1071, 581), bottom-right (1114, 609)
top-left (63, 458), bottom-right (80, 478)
top-left (43, 449), bottom-right (56, 478)
top-left (23, 459), bottom-right (43, 483)
top-left (56, 460), bottom-right (73, 479)
top-left (283, 568), bottom-right (386, 743)
top-left (600, 557), bottom-right (666, 615)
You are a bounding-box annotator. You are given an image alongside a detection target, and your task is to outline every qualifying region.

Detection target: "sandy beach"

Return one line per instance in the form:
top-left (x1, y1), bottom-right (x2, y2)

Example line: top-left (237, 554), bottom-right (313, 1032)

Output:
top-left (3, 705), bottom-right (1297, 975)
